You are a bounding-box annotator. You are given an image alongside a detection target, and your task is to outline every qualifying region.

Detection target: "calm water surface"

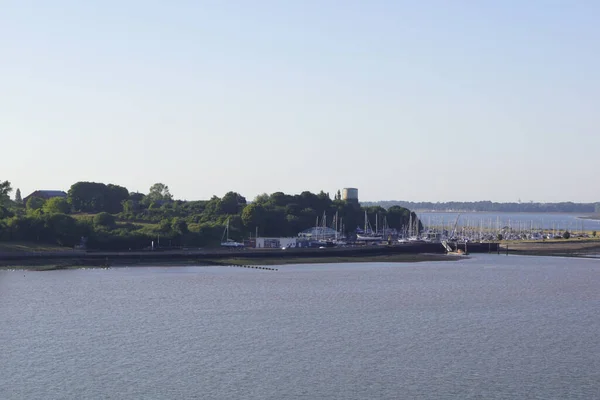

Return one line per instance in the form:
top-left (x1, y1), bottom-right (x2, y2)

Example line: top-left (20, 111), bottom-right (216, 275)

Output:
top-left (1, 255), bottom-right (599, 399)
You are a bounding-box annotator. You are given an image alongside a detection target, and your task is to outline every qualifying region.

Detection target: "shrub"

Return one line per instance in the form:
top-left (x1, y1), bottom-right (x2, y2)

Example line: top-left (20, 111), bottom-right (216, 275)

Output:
top-left (94, 212), bottom-right (116, 228)
top-left (26, 197), bottom-right (45, 211)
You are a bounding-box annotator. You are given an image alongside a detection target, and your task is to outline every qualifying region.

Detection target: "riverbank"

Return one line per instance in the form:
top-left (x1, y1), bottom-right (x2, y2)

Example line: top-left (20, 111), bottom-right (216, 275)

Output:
top-left (0, 253), bottom-right (460, 271)
top-left (501, 239), bottom-right (600, 256)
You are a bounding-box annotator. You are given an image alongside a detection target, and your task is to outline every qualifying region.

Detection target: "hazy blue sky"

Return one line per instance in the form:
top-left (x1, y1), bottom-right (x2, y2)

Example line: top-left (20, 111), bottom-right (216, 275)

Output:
top-left (2, 1), bottom-right (599, 202)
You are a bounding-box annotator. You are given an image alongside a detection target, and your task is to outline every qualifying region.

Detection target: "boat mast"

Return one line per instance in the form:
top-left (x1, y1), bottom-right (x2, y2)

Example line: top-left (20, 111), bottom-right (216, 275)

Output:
top-left (221, 218), bottom-right (230, 243)
top-left (383, 216), bottom-right (387, 238)
top-left (315, 216), bottom-right (319, 240)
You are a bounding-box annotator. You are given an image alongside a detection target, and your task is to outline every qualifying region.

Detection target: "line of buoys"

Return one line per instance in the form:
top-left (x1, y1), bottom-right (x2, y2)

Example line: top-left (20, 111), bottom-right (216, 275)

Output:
top-left (227, 264), bottom-right (278, 271)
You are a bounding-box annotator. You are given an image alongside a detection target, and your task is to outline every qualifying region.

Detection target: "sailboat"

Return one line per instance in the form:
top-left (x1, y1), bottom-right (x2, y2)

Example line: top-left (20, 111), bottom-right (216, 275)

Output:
top-left (407, 213), bottom-right (425, 242)
top-left (332, 211), bottom-right (347, 245)
top-left (220, 218), bottom-right (244, 247)
top-left (356, 210), bottom-right (383, 241)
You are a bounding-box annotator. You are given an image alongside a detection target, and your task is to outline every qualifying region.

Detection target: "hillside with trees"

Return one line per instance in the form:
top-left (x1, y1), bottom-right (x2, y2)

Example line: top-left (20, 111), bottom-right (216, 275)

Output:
top-left (0, 180), bottom-right (419, 251)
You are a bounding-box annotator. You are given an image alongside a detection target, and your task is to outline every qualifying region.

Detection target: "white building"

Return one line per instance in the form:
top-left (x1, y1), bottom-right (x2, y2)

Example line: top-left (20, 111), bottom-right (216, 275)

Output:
top-left (255, 237), bottom-right (298, 249)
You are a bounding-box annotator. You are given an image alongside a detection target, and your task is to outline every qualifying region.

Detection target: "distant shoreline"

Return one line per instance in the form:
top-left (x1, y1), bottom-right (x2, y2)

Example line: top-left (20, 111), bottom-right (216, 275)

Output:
top-left (415, 211), bottom-right (594, 215)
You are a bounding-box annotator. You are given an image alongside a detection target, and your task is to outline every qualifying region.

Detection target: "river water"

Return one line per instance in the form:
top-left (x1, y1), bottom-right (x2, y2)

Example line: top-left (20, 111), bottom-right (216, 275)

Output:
top-left (1, 256), bottom-right (599, 399)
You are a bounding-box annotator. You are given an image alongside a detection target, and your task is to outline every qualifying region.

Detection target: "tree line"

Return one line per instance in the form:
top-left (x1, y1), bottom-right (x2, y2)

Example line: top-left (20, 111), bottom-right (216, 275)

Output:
top-left (0, 180), bottom-right (418, 250)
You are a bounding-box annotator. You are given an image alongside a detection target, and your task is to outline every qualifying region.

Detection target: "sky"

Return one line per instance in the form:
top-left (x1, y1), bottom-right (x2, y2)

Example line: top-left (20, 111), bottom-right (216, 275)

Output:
top-left (1, 1), bottom-right (599, 203)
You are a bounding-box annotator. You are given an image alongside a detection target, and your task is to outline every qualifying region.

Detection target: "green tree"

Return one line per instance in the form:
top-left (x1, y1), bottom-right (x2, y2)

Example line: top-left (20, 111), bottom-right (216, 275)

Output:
top-left (147, 183), bottom-right (172, 203)
top-left (241, 203), bottom-right (266, 230)
top-left (171, 218), bottom-right (188, 235)
top-left (593, 231), bottom-right (597, 237)
top-left (68, 182), bottom-right (106, 212)
top-left (122, 199), bottom-right (136, 214)
top-left (129, 192), bottom-right (146, 203)
top-left (0, 206), bottom-right (12, 220)
top-left (105, 184), bottom-right (129, 213)
top-left (219, 192), bottom-right (247, 214)
top-left (67, 182), bottom-right (128, 213)
top-left (253, 193), bottom-right (270, 204)
top-left (0, 218), bottom-right (7, 240)
top-left (6, 215), bottom-right (44, 242)
top-left (44, 213), bottom-right (80, 246)
top-left (260, 206), bottom-right (287, 236)
top-left (386, 206), bottom-right (411, 230)
top-left (201, 196), bottom-right (221, 220)
top-left (0, 180), bottom-right (12, 206)
top-left (94, 212), bottom-right (116, 228)
top-left (26, 197), bottom-right (45, 211)
top-left (268, 192), bottom-right (291, 207)
top-left (159, 218), bottom-right (172, 233)
top-left (43, 197), bottom-right (71, 214)
top-left (14, 188), bottom-right (22, 204)
top-left (298, 207), bottom-right (318, 231)
top-left (285, 203), bottom-right (301, 216)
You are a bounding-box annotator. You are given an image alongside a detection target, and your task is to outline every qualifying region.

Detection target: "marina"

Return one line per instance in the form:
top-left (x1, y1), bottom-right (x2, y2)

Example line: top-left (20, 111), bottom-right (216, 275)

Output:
top-left (255, 211), bottom-right (599, 249)
top-left (410, 212), bottom-right (600, 243)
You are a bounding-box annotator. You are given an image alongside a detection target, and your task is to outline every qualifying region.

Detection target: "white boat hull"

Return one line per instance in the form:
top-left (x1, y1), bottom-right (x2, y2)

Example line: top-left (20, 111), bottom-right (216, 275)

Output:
top-left (221, 242), bottom-right (244, 248)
